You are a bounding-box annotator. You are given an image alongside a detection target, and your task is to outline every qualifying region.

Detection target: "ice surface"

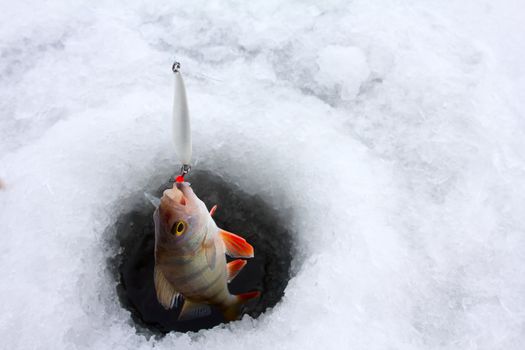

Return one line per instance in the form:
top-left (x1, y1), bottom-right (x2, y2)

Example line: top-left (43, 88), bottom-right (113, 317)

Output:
top-left (1, 0), bottom-right (525, 349)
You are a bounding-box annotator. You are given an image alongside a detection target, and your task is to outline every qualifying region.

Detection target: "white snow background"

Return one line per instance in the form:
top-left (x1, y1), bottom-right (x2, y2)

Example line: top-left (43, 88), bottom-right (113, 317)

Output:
top-left (1, 0), bottom-right (525, 349)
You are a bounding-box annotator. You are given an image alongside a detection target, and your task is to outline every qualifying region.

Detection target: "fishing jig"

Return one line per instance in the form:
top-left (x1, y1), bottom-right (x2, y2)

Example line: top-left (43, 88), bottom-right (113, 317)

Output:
top-left (172, 61), bottom-right (192, 182)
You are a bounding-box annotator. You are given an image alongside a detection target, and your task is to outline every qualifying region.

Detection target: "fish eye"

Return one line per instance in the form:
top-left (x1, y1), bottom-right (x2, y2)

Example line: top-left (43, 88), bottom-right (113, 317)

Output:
top-left (172, 220), bottom-right (186, 236)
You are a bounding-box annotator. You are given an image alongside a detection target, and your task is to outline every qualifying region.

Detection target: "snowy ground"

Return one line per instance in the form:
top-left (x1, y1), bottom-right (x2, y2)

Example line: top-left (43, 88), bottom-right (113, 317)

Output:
top-left (1, 0), bottom-right (525, 349)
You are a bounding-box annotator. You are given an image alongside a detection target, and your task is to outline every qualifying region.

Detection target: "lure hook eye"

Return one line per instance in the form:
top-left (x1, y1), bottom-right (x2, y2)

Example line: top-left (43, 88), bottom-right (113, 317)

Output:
top-left (176, 164), bottom-right (191, 183)
top-left (172, 61), bottom-right (181, 73)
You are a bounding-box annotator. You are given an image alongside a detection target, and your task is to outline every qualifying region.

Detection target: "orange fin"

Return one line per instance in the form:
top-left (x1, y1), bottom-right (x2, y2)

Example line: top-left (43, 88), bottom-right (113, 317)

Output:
top-left (237, 291), bottom-right (260, 301)
top-left (209, 204), bottom-right (217, 216)
top-left (227, 259), bottom-right (247, 282)
top-left (219, 229), bottom-right (254, 258)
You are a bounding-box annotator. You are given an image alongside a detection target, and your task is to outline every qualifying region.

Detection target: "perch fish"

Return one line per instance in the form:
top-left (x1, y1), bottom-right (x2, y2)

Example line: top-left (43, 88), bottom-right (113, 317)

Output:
top-left (153, 181), bottom-right (259, 321)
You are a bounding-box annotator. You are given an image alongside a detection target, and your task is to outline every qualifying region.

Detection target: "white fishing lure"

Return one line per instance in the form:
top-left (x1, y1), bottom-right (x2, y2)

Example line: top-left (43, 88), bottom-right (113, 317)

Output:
top-left (172, 62), bottom-right (192, 167)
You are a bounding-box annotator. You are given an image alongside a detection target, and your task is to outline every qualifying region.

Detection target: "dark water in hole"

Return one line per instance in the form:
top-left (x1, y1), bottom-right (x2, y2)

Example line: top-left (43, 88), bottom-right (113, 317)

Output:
top-left (110, 170), bottom-right (293, 335)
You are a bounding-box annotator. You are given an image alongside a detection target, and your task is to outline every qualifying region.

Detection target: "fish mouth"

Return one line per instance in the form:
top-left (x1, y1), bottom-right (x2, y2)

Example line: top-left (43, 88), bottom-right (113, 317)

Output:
top-left (163, 183), bottom-right (188, 206)
top-left (163, 181), bottom-right (197, 207)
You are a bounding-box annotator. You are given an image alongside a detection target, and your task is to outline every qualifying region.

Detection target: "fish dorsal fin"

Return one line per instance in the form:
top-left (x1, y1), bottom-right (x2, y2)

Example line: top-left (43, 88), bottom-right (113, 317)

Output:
top-left (154, 265), bottom-right (181, 310)
top-left (219, 229), bottom-right (254, 258)
top-left (227, 259), bottom-right (247, 283)
top-left (178, 300), bottom-right (212, 321)
top-left (209, 204), bottom-right (217, 216)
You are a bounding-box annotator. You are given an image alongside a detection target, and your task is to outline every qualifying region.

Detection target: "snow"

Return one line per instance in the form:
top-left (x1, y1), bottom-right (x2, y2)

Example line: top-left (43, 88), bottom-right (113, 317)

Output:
top-left (315, 45), bottom-right (370, 100)
top-left (1, 0), bottom-right (525, 349)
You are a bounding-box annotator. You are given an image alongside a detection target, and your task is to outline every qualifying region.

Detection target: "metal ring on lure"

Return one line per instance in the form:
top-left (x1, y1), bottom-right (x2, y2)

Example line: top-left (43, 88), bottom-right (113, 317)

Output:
top-left (180, 164), bottom-right (191, 175)
top-left (172, 61), bottom-right (181, 73)
top-left (176, 164), bottom-right (192, 183)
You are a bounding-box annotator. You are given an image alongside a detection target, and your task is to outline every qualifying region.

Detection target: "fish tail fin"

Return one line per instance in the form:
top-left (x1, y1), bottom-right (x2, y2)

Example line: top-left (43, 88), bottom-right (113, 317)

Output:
top-left (221, 291), bottom-right (261, 322)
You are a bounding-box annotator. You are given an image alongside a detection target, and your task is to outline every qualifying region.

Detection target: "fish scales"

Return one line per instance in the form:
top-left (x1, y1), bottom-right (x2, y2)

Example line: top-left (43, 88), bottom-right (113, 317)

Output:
top-left (160, 243), bottom-right (228, 302)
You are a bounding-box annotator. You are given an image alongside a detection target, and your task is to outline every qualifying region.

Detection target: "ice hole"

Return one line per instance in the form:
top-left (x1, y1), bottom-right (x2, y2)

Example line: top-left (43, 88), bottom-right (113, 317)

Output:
top-left (109, 169), bottom-right (294, 335)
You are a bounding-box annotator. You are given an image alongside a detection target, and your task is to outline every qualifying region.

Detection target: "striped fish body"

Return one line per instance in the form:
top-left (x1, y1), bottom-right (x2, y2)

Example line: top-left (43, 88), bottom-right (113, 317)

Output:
top-left (155, 222), bottom-right (232, 307)
top-left (153, 182), bottom-right (259, 321)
